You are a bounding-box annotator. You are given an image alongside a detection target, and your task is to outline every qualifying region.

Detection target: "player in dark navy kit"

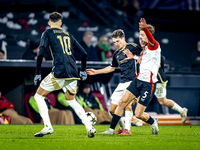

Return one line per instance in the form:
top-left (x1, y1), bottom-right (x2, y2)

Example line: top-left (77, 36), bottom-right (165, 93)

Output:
top-left (33, 12), bottom-right (96, 138)
top-left (87, 29), bottom-right (142, 135)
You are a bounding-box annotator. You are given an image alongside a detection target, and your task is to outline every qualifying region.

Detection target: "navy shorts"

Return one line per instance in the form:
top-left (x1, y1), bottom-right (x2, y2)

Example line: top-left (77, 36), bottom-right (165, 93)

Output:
top-left (127, 78), bottom-right (156, 107)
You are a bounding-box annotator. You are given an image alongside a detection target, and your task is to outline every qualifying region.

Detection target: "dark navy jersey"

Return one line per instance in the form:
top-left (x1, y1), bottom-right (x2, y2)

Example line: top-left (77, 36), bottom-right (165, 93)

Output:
top-left (111, 43), bottom-right (142, 83)
top-left (37, 28), bottom-right (86, 79)
top-left (157, 55), bottom-right (167, 83)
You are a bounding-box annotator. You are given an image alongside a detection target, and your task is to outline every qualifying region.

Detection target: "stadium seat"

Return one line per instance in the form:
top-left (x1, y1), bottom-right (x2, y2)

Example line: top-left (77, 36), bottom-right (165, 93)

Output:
top-left (46, 93), bottom-right (57, 108)
top-left (92, 91), bottom-right (108, 112)
top-left (24, 93), bottom-right (57, 123)
top-left (24, 93), bottom-right (35, 122)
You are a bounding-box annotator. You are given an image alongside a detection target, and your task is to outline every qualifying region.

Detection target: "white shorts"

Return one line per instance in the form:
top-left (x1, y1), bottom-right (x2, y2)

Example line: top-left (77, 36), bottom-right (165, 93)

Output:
top-left (155, 82), bottom-right (167, 98)
top-left (111, 81), bottom-right (132, 105)
top-left (40, 72), bottom-right (77, 94)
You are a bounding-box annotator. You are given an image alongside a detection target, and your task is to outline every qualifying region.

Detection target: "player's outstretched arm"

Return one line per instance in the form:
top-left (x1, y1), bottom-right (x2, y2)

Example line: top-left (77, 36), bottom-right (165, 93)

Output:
top-left (86, 66), bottom-right (116, 75)
top-left (86, 68), bottom-right (97, 75)
top-left (139, 18), bottom-right (156, 46)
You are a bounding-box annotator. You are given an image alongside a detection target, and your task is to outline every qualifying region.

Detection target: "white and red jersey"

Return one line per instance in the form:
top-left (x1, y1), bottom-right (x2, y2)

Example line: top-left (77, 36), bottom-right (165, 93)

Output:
top-left (136, 27), bottom-right (161, 83)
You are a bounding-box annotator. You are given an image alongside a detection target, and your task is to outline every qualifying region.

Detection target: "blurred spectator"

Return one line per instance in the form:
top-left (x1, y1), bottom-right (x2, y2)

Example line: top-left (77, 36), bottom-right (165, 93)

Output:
top-left (96, 35), bottom-right (113, 62)
top-left (74, 31), bottom-right (99, 61)
top-left (110, 0), bottom-right (143, 31)
top-left (22, 40), bottom-right (51, 61)
top-left (76, 83), bottom-right (111, 124)
top-left (77, 83), bottom-right (104, 110)
top-left (191, 41), bottom-right (200, 71)
top-left (0, 39), bottom-right (7, 59)
top-left (0, 88), bottom-right (33, 124)
top-left (0, 49), bottom-right (5, 59)
top-left (111, 0), bottom-right (143, 17)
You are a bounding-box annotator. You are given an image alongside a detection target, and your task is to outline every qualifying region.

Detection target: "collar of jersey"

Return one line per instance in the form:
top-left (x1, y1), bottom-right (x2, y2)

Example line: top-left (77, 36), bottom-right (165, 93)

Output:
top-left (119, 43), bottom-right (127, 51)
top-left (51, 27), bottom-right (62, 29)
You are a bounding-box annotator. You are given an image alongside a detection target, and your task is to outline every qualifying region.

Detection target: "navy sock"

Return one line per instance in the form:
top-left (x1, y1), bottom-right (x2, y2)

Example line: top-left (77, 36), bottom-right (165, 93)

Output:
top-left (110, 114), bottom-right (121, 130)
top-left (146, 116), bottom-right (154, 125)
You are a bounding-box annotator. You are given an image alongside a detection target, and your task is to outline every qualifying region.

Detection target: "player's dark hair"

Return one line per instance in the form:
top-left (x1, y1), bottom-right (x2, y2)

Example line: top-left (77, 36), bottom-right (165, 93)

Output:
top-left (111, 29), bottom-right (125, 39)
top-left (49, 12), bottom-right (63, 23)
top-left (140, 24), bottom-right (155, 37)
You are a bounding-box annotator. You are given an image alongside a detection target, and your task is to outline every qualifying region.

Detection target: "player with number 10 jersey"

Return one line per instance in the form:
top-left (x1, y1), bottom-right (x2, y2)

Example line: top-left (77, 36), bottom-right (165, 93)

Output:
top-left (38, 28), bottom-right (86, 79)
top-left (34, 12), bottom-right (96, 138)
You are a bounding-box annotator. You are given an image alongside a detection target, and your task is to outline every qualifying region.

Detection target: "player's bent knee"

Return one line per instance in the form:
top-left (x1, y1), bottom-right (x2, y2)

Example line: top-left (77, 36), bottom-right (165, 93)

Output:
top-left (36, 86), bottom-right (50, 97)
top-left (118, 100), bottom-right (126, 109)
top-left (65, 90), bottom-right (76, 100)
top-left (109, 108), bottom-right (115, 116)
top-left (159, 101), bottom-right (165, 105)
top-left (34, 93), bottom-right (43, 100)
top-left (158, 98), bottom-right (165, 106)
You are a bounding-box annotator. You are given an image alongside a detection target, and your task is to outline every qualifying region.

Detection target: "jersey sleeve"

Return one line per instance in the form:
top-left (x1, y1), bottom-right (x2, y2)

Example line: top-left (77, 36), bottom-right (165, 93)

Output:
top-left (160, 55), bottom-right (165, 71)
top-left (35, 31), bottom-right (49, 74)
top-left (143, 27), bottom-right (159, 50)
top-left (40, 31), bottom-right (49, 49)
top-left (127, 44), bottom-right (143, 55)
top-left (70, 34), bottom-right (87, 71)
top-left (110, 51), bottom-right (118, 67)
top-left (71, 35), bottom-right (87, 55)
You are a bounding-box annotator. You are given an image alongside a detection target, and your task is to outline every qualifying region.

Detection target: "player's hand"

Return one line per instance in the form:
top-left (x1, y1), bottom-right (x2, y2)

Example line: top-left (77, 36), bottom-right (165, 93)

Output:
top-left (123, 49), bottom-right (134, 60)
top-left (136, 56), bottom-right (142, 64)
top-left (139, 18), bottom-right (147, 29)
top-left (86, 69), bottom-right (97, 75)
top-left (34, 74), bottom-right (41, 86)
top-left (79, 71), bottom-right (87, 81)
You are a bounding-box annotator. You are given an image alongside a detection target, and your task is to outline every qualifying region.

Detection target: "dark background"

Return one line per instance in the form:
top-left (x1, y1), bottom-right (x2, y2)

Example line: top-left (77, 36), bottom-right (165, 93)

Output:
top-left (0, 0), bottom-right (200, 118)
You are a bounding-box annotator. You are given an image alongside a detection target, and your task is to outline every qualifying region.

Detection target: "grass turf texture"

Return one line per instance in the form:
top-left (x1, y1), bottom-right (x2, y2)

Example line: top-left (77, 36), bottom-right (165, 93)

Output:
top-left (0, 125), bottom-right (200, 150)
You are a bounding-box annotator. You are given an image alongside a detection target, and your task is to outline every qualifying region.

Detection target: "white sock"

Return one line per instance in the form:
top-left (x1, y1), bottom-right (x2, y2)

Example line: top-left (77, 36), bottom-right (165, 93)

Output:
top-left (118, 118), bottom-right (125, 130)
top-left (66, 99), bottom-right (92, 131)
top-left (172, 102), bottom-right (184, 114)
top-left (125, 111), bottom-right (133, 130)
top-left (34, 93), bottom-right (52, 128)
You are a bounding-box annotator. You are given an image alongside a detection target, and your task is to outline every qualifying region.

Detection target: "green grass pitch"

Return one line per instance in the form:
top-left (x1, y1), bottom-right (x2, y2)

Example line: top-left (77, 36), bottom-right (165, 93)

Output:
top-left (0, 124), bottom-right (200, 150)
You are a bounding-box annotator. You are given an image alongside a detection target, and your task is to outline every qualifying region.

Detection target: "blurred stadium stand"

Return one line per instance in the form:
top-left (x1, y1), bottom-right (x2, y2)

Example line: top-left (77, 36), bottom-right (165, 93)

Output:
top-left (0, 0), bottom-right (199, 70)
top-left (0, 0), bottom-right (200, 121)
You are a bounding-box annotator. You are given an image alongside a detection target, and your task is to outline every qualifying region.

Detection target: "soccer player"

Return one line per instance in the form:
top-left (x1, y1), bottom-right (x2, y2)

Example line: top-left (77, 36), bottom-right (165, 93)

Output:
top-left (100, 18), bottom-right (160, 135)
top-left (33, 12), bottom-right (96, 138)
top-left (86, 29), bottom-right (142, 135)
top-left (155, 55), bottom-right (188, 123)
top-left (123, 54), bottom-right (188, 125)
